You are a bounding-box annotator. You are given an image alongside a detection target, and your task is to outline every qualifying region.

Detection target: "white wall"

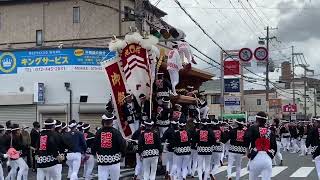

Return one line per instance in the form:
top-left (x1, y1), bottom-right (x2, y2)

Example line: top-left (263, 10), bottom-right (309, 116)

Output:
top-left (0, 70), bottom-right (111, 120)
top-left (0, 70), bottom-right (110, 104)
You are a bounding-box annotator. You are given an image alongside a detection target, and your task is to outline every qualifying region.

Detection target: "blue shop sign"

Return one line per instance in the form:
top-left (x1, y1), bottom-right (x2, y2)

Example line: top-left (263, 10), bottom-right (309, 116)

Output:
top-left (0, 48), bottom-right (116, 74)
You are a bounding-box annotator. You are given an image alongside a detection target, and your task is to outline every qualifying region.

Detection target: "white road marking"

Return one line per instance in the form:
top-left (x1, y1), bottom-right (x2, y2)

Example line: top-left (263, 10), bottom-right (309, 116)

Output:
top-left (230, 168), bottom-right (249, 177)
top-left (258, 166), bottom-right (288, 177)
top-left (271, 166), bottom-right (288, 177)
top-left (290, 167), bottom-right (315, 177)
top-left (216, 166), bottom-right (228, 174)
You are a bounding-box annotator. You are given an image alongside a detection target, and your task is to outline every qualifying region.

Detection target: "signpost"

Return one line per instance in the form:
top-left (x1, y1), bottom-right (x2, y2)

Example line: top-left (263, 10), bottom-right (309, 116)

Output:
top-left (224, 78), bottom-right (240, 93)
top-left (224, 60), bottom-right (240, 75)
top-left (254, 47), bottom-right (268, 61)
top-left (283, 104), bottom-right (297, 112)
top-left (239, 48), bottom-right (253, 62)
top-left (224, 96), bottom-right (241, 113)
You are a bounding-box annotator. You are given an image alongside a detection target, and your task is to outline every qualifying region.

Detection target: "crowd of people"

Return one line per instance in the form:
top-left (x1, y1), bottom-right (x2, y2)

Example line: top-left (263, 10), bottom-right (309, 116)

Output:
top-left (0, 106), bottom-right (320, 180)
top-left (0, 73), bottom-right (320, 180)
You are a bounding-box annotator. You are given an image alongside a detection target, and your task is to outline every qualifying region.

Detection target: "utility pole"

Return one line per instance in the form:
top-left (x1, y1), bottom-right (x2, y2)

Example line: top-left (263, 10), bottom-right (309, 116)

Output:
top-left (135, 0), bottom-right (145, 32)
top-left (292, 46), bottom-right (295, 105)
top-left (314, 88), bottom-right (317, 117)
top-left (304, 65), bottom-right (307, 120)
top-left (259, 26), bottom-right (277, 112)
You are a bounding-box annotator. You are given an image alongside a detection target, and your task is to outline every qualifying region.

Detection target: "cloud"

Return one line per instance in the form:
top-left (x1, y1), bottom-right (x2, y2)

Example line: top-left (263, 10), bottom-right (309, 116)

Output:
top-left (277, 1), bottom-right (320, 42)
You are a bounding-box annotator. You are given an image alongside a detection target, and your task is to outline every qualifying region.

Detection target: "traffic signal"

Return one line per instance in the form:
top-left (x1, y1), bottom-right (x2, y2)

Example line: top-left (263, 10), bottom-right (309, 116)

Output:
top-left (150, 27), bottom-right (184, 40)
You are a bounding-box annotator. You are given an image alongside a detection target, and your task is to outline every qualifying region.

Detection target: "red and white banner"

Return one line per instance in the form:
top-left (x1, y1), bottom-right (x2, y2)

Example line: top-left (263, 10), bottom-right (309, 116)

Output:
top-left (224, 60), bottom-right (240, 76)
top-left (120, 43), bottom-right (151, 101)
top-left (102, 59), bottom-right (131, 137)
top-left (283, 104), bottom-right (297, 113)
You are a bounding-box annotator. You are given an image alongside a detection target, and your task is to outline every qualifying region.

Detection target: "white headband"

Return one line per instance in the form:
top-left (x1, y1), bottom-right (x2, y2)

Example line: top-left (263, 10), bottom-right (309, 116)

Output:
top-left (256, 115), bottom-right (268, 120)
top-left (69, 122), bottom-right (77, 128)
top-left (82, 125), bottom-right (90, 130)
top-left (102, 114), bottom-right (114, 120)
top-left (44, 120), bottom-right (57, 126)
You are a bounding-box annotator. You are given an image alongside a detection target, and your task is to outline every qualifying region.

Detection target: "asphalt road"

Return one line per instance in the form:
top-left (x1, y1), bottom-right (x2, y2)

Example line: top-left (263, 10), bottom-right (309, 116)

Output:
top-left (13, 151), bottom-right (318, 179)
top-left (213, 151), bottom-right (318, 180)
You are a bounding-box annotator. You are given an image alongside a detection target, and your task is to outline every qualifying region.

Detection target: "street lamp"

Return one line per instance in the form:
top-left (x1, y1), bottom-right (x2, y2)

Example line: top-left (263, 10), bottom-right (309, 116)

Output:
top-left (64, 82), bottom-right (72, 123)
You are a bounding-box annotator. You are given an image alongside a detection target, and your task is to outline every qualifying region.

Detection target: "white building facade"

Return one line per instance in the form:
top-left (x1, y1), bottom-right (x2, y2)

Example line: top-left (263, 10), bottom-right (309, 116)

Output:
top-left (0, 0), bottom-right (168, 127)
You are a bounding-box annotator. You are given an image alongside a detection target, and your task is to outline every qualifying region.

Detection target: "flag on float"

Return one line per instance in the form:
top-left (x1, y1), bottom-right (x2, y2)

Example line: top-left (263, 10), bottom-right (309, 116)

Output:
top-left (120, 41), bottom-right (152, 101)
top-left (101, 58), bottom-right (132, 137)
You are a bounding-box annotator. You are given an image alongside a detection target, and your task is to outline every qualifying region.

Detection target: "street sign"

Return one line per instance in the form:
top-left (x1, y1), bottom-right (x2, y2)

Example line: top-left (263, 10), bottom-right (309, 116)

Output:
top-left (283, 104), bottom-right (297, 113)
top-left (224, 96), bottom-right (241, 106)
top-left (254, 47), bottom-right (268, 61)
top-left (269, 99), bottom-right (282, 109)
top-left (291, 113), bottom-right (297, 121)
top-left (224, 78), bottom-right (240, 93)
top-left (239, 48), bottom-right (253, 62)
top-left (224, 61), bottom-right (240, 75)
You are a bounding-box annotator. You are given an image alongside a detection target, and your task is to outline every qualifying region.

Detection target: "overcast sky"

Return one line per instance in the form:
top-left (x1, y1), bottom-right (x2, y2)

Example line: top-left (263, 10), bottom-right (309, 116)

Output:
top-left (150, 0), bottom-right (320, 89)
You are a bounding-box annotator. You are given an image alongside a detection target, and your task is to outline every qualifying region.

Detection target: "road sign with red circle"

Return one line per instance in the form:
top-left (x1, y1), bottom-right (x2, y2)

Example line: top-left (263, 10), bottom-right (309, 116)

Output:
top-left (254, 47), bottom-right (268, 61)
top-left (239, 48), bottom-right (253, 62)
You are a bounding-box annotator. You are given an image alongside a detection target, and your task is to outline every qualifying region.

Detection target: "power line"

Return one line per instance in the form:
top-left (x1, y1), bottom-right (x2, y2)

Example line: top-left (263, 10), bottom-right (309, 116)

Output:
top-left (245, 0), bottom-right (268, 26)
top-left (189, 42), bottom-right (309, 97)
top-left (238, 0), bottom-right (263, 32)
top-left (227, 0), bottom-right (258, 35)
top-left (251, 0), bottom-right (272, 25)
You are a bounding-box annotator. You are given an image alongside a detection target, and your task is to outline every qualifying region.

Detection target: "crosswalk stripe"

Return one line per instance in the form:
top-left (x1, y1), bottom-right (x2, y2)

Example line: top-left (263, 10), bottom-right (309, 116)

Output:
top-left (271, 166), bottom-right (288, 177)
top-left (216, 166), bottom-right (228, 174)
top-left (230, 168), bottom-right (249, 177)
top-left (290, 167), bottom-right (315, 177)
top-left (258, 166), bottom-right (288, 177)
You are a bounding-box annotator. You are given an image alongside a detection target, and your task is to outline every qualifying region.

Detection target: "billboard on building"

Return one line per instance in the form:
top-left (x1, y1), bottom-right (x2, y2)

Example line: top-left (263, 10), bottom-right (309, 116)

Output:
top-left (269, 98), bottom-right (282, 109)
top-left (0, 48), bottom-right (116, 74)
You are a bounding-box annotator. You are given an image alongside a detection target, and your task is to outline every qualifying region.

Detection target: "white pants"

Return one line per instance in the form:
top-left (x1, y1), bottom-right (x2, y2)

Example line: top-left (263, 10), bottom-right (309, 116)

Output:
top-left (188, 149), bottom-right (197, 176)
top-left (211, 152), bottom-right (222, 176)
top-left (171, 154), bottom-right (190, 179)
top-left (273, 141), bottom-right (283, 165)
top-left (165, 152), bottom-right (173, 174)
top-left (98, 163), bottom-right (120, 180)
top-left (5, 160), bottom-right (17, 180)
top-left (224, 141), bottom-right (230, 158)
top-left (168, 69), bottom-right (179, 95)
top-left (159, 127), bottom-right (168, 138)
top-left (300, 139), bottom-right (308, 156)
top-left (55, 164), bottom-right (62, 180)
top-left (281, 138), bottom-right (290, 151)
top-left (0, 163), bottom-right (4, 180)
top-left (291, 139), bottom-right (300, 153)
top-left (227, 153), bottom-right (243, 180)
top-left (37, 164), bottom-right (60, 180)
top-left (249, 152), bottom-right (272, 180)
top-left (83, 155), bottom-right (95, 180)
top-left (9, 158), bottom-right (28, 180)
top-left (135, 153), bottom-right (143, 177)
top-left (66, 152), bottom-right (82, 180)
top-left (143, 156), bottom-right (159, 180)
top-left (200, 106), bottom-right (209, 119)
top-left (129, 121), bottom-right (140, 135)
top-left (314, 155), bottom-right (320, 180)
top-left (197, 154), bottom-right (211, 180)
